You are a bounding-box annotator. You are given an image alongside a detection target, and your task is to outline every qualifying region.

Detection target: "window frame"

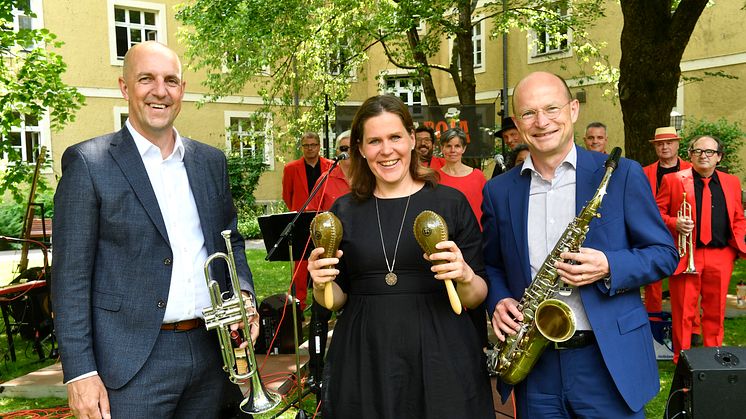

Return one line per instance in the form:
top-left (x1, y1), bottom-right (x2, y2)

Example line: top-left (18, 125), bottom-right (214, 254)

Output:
top-left (9, 0), bottom-right (44, 51)
top-left (447, 18), bottom-right (486, 74)
top-left (528, 1), bottom-right (573, 63)
top-left (3, 112), bottom-right (51, 167)
top-left (107, 0), bottom-right (167, 66)
top-left (113, 106), bottom-right (129, 132)
top-left (224, 111), bottom-right (275, 171)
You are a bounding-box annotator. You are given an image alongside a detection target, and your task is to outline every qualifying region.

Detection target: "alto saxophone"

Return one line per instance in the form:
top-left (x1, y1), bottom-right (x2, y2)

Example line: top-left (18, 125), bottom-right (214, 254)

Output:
top-left (487, 148), bottom-right (622, 385)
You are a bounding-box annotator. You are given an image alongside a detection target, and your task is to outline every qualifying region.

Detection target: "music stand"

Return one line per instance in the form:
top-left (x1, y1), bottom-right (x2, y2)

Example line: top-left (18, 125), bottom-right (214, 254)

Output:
top-left (259, 212), bottom-right (315, 263)
top-left (258, 211), bottom-right (316, 418)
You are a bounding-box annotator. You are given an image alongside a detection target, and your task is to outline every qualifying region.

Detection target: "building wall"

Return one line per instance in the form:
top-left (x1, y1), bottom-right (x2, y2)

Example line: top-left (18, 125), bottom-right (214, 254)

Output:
top-left (38, 0), bottom-right (746, 205)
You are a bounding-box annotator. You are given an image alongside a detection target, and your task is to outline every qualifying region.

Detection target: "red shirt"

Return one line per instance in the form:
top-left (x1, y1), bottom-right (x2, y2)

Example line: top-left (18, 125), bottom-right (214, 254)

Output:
top-left (308, 165), bottom-right (350, 212)
top-left (436, 167), bottom-right (487, 228)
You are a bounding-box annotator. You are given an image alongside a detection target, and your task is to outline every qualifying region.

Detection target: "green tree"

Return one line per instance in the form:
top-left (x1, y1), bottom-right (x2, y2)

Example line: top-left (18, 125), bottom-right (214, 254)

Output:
top-left (1, 0), bottom-right (84, 200)
top-left (175, 0), bottom-right (606, 137)
top-left (176, 0), bottom-right (724, 163)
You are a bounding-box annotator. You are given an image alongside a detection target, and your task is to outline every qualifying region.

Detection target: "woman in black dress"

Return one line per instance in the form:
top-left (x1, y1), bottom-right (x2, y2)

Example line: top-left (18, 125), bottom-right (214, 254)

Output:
top-left (308, 95), bottom-right (493, 418)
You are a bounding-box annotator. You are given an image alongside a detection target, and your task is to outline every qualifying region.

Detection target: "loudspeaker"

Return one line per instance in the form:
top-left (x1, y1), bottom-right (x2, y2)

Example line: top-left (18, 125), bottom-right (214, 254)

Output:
top-left (667, 347), bottom-right (746, 418)
top-left (254, 293), bottom-right (304, 355)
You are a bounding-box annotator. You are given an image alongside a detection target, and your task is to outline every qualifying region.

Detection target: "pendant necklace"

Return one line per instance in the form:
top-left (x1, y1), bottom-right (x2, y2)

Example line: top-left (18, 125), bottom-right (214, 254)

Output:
top-left (375, 190), bottom-right (412, 286)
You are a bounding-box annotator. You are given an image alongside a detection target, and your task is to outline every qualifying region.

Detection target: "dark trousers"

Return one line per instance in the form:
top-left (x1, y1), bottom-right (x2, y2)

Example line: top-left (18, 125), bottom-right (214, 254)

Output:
top-left (107, 328), bottom-right (240, 418)
top-left (514, 343), bottom-right (644, 419)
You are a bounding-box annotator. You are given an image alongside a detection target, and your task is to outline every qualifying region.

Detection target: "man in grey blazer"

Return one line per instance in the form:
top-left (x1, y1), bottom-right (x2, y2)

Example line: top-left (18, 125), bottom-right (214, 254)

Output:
top-left (52, 41), bottom-right (257, 418)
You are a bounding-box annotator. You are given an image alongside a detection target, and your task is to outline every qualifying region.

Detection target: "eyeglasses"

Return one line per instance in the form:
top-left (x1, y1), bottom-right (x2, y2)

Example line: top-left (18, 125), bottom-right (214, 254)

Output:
top-left (689, 148), bottom-right (719, 157)
top-left (301, 143), bottom-right (320, 149)
top-left (338, 145), bottom-right (350, 152)
top-left (517, 101), bottom-right (572, 122)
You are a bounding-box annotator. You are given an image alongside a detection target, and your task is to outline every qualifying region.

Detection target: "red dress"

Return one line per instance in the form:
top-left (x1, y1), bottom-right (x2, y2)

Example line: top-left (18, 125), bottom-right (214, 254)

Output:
top-left (436, 167), bottom-right (487, 228)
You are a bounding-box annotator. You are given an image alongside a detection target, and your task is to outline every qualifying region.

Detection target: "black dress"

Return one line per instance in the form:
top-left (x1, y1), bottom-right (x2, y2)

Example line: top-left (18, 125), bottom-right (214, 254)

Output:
top-left (322, 184), bottom-right (493, 419)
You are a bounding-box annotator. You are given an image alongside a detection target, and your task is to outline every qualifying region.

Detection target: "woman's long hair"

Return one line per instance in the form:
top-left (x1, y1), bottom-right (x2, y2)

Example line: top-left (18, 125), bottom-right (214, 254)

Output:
top-left (348, 95), bottom-right (438, 201)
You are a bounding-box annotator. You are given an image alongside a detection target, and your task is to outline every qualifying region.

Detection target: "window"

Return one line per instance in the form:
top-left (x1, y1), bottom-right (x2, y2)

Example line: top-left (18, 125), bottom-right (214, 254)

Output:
top-left (384, 76), bottom-right (423, 116)
top-left (10, 0), bottom-right (42, 50)
top-left (6, 113), bottom-right (43, 164)
top-left (114, 7), bottom-right (157, 59)
top-left (449, 19), bottom-right (485, 72)
top-left (108, 1), bottom-right (166, 65)
top-left (113, 107), bottom-right (129, 131)
top-left (225, 112), bottom-right (275, 170)
top-left (472, 20), bottom-right (484, 69)
top-left (328, 43), bottom-right (356, 79)
top-left (384, 76), bottom-right (423, 107)
top-left (532, 2), bottom-right (570, 57)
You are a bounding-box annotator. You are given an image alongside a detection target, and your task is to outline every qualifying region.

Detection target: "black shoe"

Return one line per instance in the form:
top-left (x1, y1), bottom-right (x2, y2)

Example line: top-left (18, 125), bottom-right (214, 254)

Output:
top-left (306, 375), bottom-right (323, 394)
top-left (691, 334), bottom-right (703, 347)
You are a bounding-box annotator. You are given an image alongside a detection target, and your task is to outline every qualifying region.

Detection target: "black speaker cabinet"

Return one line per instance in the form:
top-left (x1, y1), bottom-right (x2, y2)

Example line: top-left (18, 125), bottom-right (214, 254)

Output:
top-left (668, 347), bottom-right (746, 418)
top-left (254, 293), bottom-right (304, 355)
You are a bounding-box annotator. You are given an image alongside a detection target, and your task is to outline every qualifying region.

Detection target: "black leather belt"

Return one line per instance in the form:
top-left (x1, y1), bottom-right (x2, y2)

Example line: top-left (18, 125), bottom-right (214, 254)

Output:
top-left (554, 330), bottom-right (595, 350)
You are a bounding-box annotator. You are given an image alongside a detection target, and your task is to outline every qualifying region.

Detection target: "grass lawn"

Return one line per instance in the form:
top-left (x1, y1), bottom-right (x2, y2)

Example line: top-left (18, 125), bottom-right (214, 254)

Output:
top-left (1, 250), bottom-right (745, 417)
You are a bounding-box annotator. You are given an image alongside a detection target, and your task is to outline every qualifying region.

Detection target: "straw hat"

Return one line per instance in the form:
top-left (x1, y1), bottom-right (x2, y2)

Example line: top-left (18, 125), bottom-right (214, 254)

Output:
top-left (650, 126), bottom-right (682, 142)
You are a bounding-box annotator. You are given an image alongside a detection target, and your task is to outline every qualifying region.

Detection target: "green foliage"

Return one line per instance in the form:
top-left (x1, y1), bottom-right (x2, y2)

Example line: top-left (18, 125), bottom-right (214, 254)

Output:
top-left (0, 1), bottom-right (85, 197)
top-left (226, 151), bottom-right (268, 212)
top-left (237, 207), bottom-right (262, 239)
top-left (679, 118), bottom-right (746, 174)
top-left (0, 187), bottom-right (53, 250)
top-left (226, 148), bottom-right (269, 239)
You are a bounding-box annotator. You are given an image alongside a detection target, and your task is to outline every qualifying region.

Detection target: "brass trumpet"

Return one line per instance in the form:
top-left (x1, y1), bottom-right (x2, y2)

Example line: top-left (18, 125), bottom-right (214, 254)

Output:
top-left (203, 230), bottom-right (280, 414)
top-left (677, 193), bottom-right (698, 274)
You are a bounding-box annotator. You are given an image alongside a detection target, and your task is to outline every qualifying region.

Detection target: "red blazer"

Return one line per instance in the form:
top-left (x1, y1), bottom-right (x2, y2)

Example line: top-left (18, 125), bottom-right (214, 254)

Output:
top-left (656, 168), bottom-right (746, 275)
top-left (642, 158), bottom-right (692, 196)
top-left (282, 157), bottom-right (333, 211)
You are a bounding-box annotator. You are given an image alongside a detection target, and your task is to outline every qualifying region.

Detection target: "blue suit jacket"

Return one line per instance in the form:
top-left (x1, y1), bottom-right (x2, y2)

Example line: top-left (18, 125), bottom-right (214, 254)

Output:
top-left (482, 146), bottom-right (678, 412)
top-left (52, 128), bottom-right (253, 388)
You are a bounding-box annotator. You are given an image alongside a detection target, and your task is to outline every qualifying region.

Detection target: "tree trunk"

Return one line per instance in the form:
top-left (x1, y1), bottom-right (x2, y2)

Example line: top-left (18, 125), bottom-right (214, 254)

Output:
top-left (454, 0), bottom-right (476, 105)
top-left (407, 28), bottom-right (440, 106)
top-left (618, 0), bottom-right (709, 165)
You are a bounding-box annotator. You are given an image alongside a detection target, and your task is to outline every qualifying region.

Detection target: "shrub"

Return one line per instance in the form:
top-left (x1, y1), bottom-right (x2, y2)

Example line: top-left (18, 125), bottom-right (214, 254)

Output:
top-left (679, 118), bottom-right (745, 174)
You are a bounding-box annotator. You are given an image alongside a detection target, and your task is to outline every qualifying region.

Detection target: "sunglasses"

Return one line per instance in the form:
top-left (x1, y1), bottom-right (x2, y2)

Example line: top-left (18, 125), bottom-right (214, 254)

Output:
top-left (338, 145), bottom-right (350, 152)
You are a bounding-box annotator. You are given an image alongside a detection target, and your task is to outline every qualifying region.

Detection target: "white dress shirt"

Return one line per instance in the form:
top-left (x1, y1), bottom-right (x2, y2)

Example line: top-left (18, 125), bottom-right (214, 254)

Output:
top-left (127, 120), bottom-right (211, 323)
top-left (523, 146), bottom-right (592, 331)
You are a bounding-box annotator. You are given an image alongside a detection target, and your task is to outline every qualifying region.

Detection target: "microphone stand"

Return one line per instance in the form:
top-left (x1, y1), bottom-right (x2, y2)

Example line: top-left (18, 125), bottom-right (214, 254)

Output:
top-left (265, 154), bottom-right (346, 418)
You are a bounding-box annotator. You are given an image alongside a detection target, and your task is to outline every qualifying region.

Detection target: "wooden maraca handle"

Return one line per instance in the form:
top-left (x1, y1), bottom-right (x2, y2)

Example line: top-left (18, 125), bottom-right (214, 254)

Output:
top-left (413, 210), bottom-right (462, 315)
top-left (310, 212), bottom-right (343, 309)
top-left (323, 282), bottom-right (334, 309)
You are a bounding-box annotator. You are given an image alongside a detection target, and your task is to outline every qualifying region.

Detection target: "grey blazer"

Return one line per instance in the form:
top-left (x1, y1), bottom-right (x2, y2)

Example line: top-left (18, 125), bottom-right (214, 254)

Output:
top-left (51, 128), bottom-right (253, 388)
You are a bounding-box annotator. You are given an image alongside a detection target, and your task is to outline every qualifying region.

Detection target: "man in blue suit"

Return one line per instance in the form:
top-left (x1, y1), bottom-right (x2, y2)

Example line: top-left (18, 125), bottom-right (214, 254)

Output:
top-left (52, 41), bottom-right (257, 418)
top-left (483, 71), bottom-right (678, 418)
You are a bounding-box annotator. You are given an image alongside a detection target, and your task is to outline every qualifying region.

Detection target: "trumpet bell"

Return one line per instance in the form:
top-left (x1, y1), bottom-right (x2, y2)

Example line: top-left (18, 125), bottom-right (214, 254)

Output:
top-left (241, 384), bottom-right (281, 414)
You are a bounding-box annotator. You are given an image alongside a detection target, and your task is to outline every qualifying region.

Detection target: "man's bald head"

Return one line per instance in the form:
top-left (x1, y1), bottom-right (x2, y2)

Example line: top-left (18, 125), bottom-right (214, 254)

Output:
top-left (512, 71), bottom-right (572, 115)
top-left (122, 41), bottom-right (182, 80)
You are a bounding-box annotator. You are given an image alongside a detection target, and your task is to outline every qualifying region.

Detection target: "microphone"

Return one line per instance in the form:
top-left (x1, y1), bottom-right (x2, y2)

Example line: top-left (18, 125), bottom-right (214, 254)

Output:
top-left (334, 152), bottom-right (350, 161)
top-left (495, 153), bottom-right (507, 172)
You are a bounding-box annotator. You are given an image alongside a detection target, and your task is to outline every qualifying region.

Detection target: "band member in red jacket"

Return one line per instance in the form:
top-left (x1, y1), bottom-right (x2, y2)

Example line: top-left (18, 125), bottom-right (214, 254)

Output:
top-left (642, 127), bottom-right (694, 330)
top-left (282, 132), bottom-right (332, 307)
top-left (656, 135), bottom-right (746, 363)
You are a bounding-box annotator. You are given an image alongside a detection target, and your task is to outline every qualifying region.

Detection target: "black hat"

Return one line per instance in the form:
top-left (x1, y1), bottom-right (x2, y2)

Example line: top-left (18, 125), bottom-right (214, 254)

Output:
top-left (496, 117), bottom-right (517, 138)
